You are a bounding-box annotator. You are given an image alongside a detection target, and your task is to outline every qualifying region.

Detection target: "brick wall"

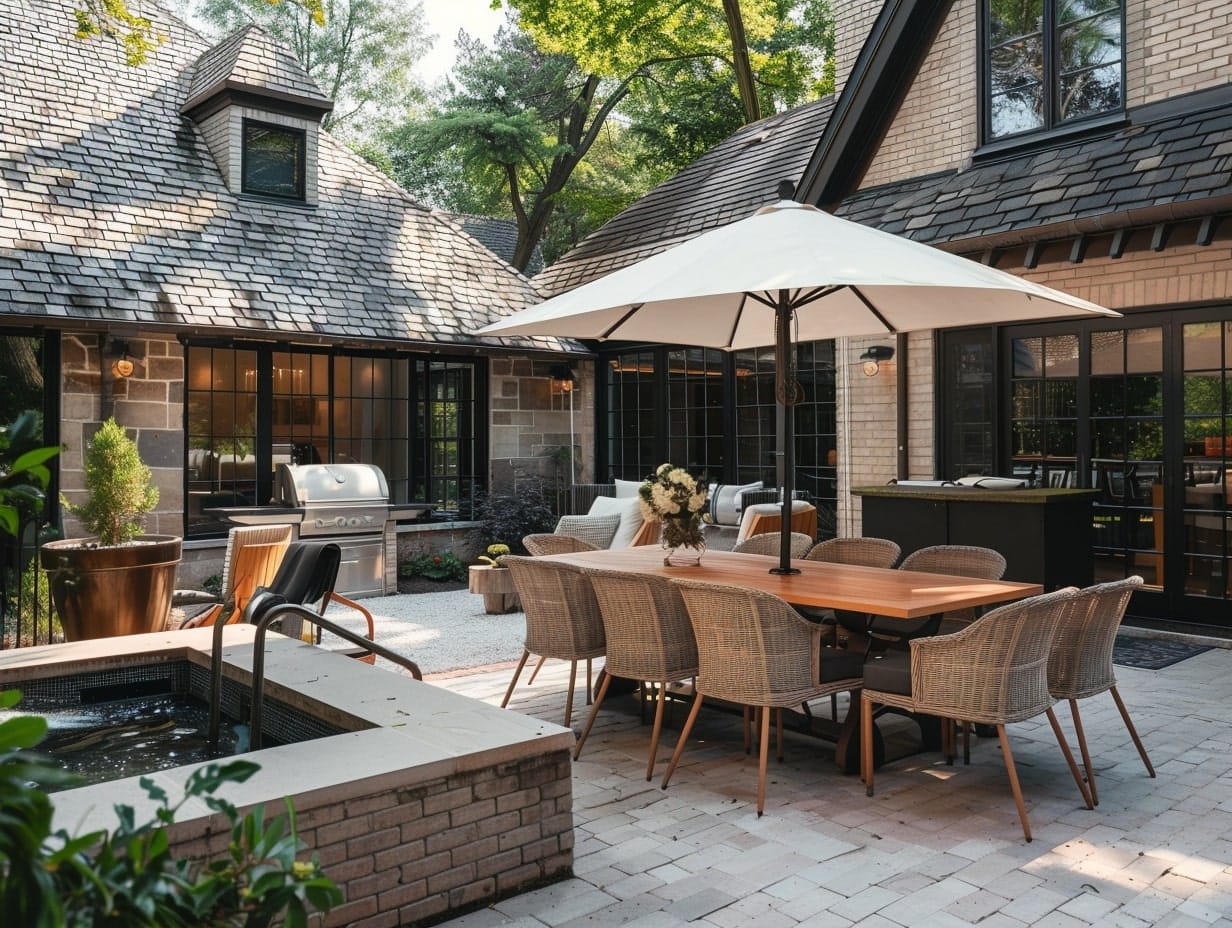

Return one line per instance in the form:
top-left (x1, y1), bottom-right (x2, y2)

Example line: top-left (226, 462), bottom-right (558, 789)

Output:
top-left (167, 750), bottom-right (574, 928)
top-left (834, 1), bottom-right (883, 95)
top-left (488, 358), bottom-right (593, 496)
top-left (1130, 1), bottom-right (1232, 106)
top-left (59, 330), bottom-right (185, 539)
top-left (861, 4), bottom-right (975, 188)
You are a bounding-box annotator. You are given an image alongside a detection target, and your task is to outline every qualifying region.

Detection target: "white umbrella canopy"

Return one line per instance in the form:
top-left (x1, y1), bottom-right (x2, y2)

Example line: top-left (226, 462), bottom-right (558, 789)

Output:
top-left (478, 194), bottom-right (1120, 572)
top-left (478, 198), bottom-right (1118, 347)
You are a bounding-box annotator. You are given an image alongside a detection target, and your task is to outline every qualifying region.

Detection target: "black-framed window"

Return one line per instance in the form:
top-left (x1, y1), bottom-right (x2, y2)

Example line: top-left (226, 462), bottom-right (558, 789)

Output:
top-left (241, 119), bottom-right (306, 200)
top-left (185, 343), bottom-right (482, 537)
top-left (983, 0), bottom-right (1124, 142)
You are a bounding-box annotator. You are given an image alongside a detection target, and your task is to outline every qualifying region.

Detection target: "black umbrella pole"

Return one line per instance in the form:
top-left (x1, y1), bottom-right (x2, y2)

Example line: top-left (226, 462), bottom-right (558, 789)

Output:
top-left (771, 296), bottom-right (799, 575)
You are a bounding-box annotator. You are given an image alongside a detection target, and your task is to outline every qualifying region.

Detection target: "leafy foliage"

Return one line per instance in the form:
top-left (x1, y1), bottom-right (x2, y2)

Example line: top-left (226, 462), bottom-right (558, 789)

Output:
top-left (0, 412), bottom-right (59, 540)
top-left (66, 417), bottom-right (158, 546)
top-left (468, 479), bottom-right (558, 556)
top-left (0, 689), bottom-right (342, 927)
top-left (401, 550), bottom-right (468, 582)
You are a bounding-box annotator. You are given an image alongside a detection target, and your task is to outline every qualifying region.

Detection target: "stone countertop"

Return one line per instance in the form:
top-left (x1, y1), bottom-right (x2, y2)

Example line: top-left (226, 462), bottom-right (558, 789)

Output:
top-left (853, 485), bottom-right (1102, 504)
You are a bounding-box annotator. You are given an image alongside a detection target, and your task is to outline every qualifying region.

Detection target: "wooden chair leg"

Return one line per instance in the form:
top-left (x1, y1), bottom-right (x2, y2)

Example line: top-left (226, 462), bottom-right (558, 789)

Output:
top-left (963, 721), bottom-right (971, 765)
top-left (1046, 707), bottom-right (1094, 810)
top-left (942, 716), bottom-right (954, 764)
top-left (662, 695), bottom-right (705, 790)
top-left (646, 684), bottom-right (669, 781)
top-left (586, 658), bottom-right (593, 706)
top-left (574, 669), bottom-right (613, 760)
top-left (501, 650), bottom-right (531, 708)
top-left (757, 704), bottom-right (772, 816)
top-left (565, 660), bottom-right (578, 728)
top-left (862, 694), bottom-right (875, 796)
top-left (1109, 685), bottom-right (1155, 778)
top-left (830, 692), bottom-right (838, 721)
top-left (527, 654), bottom-right (547, 685)
top-left (776, 707), bottom-right (784, 762)
top-left (1067, 698), bottom-right (1098, 806)
top-left (996, 724), bottom-right (1033, 843)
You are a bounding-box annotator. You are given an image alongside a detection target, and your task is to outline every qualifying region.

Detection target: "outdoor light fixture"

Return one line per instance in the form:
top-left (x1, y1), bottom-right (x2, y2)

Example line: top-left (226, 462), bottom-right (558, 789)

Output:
top-left (859, 345), bottom-right (895, 377)
top-left (108, 340), bottom-right (134, 379)
top-left (549, 363), bottom-right (576, 394)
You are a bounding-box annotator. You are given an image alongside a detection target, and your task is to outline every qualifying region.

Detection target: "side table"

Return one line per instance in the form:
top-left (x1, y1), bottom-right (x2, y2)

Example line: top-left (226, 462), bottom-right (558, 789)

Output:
top-left (468, 565), bottom-right (521, 614)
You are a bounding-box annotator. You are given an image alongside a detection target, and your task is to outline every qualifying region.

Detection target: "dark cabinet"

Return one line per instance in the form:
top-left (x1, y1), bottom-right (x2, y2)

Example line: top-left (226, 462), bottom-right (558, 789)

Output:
top-left (855, 486), bottom-right (1099, 590)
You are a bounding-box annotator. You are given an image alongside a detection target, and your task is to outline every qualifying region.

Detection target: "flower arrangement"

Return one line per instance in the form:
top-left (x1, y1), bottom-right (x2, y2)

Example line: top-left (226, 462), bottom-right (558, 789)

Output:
top-left (478, 543), bottom-right (511, 567)
top-left (638, 464), bottom-right (708, 553)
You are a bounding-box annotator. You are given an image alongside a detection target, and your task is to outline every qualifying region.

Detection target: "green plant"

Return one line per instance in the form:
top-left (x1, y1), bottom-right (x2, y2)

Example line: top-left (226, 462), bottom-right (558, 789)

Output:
top-left (64, 417), bottom-right (158, 546)
top-left (1, 561), bottom-right (59, 648)
top-left (468, 479), bottom-right (558, 556)
top-left (478, 543), bottom-right (510, 567)
top-left (401, 550), bottom-right (467, 582)
top-left (0, 689), bottom-right (341, 927)
top-left (0, 411), bottom-right (60, 539)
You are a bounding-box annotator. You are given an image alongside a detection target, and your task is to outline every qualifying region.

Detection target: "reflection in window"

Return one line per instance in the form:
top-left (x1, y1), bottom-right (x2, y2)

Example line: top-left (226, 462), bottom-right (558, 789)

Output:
top-left (1181, 322), bottom-right (1231, 601)
top-left (985, 0), bottom-right (1123, 141)
top-left (241, 120), bottom-right (306, 199)
top-left (1010, 334), bottom-right (1079, 484)
top-left (607, 351), bottom-right (659, 480)
top-left (940, 328), bottom-right (996, 479)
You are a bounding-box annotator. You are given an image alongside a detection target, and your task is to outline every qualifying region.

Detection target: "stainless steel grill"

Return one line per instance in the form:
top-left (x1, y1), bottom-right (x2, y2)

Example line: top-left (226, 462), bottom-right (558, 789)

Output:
top-left (272, 463), bottom-right (390, 598)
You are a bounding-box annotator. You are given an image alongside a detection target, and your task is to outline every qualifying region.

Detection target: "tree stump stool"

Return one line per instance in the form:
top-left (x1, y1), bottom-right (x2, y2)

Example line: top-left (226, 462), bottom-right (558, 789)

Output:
top-left (468, 565), bottom-right (521, 614)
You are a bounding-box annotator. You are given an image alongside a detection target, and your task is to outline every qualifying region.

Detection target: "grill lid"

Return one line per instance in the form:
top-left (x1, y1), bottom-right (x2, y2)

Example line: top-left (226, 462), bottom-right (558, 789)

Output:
top-left (274, 463), bottom-right (390, 507)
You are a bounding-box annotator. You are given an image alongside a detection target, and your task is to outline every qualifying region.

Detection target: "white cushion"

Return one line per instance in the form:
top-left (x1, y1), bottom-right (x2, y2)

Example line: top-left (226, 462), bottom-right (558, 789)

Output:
top-left (736, 499), bottom-right (814, 544)
top-left (706, 480), bottom-right (763, 526)
top-left (613, 478), bottom-right (642, 498)
top-left (588, 494), bottom-right (644, 548)
top-left (554, 514), bottom-right (621, 548)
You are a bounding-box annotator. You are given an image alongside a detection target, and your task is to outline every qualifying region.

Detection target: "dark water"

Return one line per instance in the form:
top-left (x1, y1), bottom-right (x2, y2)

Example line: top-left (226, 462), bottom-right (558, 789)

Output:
top-left (15, 695), bottom-right (254, 792)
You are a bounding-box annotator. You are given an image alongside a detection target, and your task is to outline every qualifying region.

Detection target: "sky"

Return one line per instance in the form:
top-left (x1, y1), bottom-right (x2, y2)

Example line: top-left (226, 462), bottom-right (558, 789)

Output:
top-left (416, 0), bottom-right (507, 85)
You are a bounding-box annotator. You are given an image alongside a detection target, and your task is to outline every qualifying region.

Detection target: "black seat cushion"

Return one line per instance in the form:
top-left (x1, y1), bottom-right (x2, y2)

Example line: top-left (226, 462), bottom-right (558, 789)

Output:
top-left (818, 648), bottom-right (865, 683)
top-left (862, 650), bottom-right (912, 695)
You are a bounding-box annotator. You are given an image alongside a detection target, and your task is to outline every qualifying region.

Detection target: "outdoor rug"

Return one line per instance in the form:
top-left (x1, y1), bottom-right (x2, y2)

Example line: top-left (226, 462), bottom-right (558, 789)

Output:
top-left (1113, 636), bottom-right (1212, 670)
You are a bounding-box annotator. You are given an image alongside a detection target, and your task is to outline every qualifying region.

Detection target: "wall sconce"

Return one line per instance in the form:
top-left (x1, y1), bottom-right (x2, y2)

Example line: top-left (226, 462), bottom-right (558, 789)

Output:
top-left (859, 345), bottom-right (895, 377)
top-left (549, 363), bottom-right (576, 395)
top-left (108, 340), bottom-right (135, 379)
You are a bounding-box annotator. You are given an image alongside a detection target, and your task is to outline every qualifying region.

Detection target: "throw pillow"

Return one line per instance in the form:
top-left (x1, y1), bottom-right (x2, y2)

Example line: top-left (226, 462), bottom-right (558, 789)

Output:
top-left (588, 494), bottom-right (644, 548)
top-left (613, 477), bottom-right (643, 498)
top-left (554, 514), bottom-right (621, 549)
top-left (707, 480), bottom-right (763, 526)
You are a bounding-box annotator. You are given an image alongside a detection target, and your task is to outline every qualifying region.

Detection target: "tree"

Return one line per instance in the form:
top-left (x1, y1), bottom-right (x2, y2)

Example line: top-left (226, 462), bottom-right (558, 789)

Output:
top-left (386, 2), bottom-right (832, 271)
top-left (190, 0), bottom-right (431, 132)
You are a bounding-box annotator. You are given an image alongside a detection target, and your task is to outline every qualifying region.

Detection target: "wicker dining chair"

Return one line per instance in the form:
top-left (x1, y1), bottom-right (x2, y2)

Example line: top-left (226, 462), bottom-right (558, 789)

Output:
top-left (730, 531), bottom-right (815, 558)
top-left (879, 544), bottom-right (1009, 642)
top-left (861, 587), bottom-right (1092, 842)
top-left (501, 555), bottom-right (605, 727)
top-left (1048, 576), bottom-right (1153, 805)
top-left (522, 533), bottom-right (601, 557)
top-left (664, 579), bottom-right (865, 816)
top-left (575, 568), bottom-right (700, 780)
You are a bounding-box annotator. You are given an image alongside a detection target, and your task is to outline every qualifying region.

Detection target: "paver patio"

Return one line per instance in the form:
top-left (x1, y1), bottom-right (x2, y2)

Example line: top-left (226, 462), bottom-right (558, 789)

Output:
top-left (426, 642), bottom-right (1232, 927)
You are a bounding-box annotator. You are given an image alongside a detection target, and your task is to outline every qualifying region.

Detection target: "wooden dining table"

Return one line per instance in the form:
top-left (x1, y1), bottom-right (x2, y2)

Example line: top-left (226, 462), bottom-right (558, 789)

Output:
top-left (543, 545), bottom-right (1042, 619)
top-left (542, 544), bottom-right (1044, 772)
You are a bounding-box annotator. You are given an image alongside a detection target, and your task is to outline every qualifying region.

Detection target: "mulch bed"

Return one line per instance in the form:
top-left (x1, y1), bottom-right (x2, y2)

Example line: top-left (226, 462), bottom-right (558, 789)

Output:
top-left (396, 577), bottom-right (469, 594)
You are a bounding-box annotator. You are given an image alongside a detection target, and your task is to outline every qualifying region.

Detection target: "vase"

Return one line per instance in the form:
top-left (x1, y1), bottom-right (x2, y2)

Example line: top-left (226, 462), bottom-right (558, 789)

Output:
top-left (662, 536), bottom-right (706, 567)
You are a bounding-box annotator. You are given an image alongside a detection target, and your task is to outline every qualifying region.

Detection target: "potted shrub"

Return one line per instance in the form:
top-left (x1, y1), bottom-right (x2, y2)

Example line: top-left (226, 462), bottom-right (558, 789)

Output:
top-left (40, 417), bottom-right (181, 641)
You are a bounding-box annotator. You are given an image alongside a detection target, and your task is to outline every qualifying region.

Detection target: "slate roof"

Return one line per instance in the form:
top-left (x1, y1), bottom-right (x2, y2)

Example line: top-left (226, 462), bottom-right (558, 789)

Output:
top-left (183, 23), bottom-right (331, 114)
top-left (448, 213), bottom-right (545, 277)
top-left (0, 0), bottom-right (562, 353)
top-left (534, 97), bottom-right (836, 297)
top-left (837, 94), bottom-right (1232, 249)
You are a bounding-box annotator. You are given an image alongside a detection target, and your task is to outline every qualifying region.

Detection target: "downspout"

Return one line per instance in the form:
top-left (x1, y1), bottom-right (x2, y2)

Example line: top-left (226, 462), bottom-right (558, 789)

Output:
top-left (896, 332), bottom-right (908, 479)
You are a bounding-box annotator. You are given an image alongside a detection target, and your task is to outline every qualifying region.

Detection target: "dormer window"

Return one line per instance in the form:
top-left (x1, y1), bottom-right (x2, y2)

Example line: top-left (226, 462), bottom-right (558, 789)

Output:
top-left (242, 119), bottom-right (306, 200)
top-left (983, 0), bottom-right (1124, 142)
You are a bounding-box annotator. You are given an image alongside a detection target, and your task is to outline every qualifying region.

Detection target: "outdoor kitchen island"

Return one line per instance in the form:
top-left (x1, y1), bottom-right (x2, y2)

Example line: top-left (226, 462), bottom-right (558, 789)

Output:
top-left (855, 484), bottom-right (1100, 590)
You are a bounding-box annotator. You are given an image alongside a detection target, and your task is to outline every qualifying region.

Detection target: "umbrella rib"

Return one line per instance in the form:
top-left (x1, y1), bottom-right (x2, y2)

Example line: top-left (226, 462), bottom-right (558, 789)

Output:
top-left (850, 286), bottom-right (898, 333)
top-left (723, 293), bottom-right (749, 349)
top-left (598, 303), bottom-right (646, 340)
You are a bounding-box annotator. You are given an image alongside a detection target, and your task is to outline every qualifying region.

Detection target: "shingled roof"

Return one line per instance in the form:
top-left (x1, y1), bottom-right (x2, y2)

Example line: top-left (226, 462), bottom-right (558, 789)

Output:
top-left (837, 90), bottom-right (1232, 252)
top-left (182, 23), bottom-right (331, 115)
top-left (0, 0), bottom-right (561, 353)
top-left (534, 97), bottom-right (836, 297)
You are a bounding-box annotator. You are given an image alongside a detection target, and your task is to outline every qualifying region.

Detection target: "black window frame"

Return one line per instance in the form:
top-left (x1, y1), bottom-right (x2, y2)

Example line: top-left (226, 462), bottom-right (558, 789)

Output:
top-left (240, 118), bottom-right (307, 201)
top-left (979, 0), bottom-right (1126, 149)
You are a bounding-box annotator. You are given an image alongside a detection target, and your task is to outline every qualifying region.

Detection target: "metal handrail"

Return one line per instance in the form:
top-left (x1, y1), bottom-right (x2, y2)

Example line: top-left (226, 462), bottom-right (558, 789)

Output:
top-left (207, 602), bottom-right (422, 747)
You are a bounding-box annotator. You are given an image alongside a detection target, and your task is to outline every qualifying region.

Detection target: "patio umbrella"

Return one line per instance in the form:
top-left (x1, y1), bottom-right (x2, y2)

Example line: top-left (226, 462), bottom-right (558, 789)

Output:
top-left (477, 184), bottom-right (1120, 573)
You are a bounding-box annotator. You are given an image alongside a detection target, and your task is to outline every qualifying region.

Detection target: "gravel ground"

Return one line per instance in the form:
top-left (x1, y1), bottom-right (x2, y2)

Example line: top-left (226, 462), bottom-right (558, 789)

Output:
top-left (320, 588), bottom-right (526, 676)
